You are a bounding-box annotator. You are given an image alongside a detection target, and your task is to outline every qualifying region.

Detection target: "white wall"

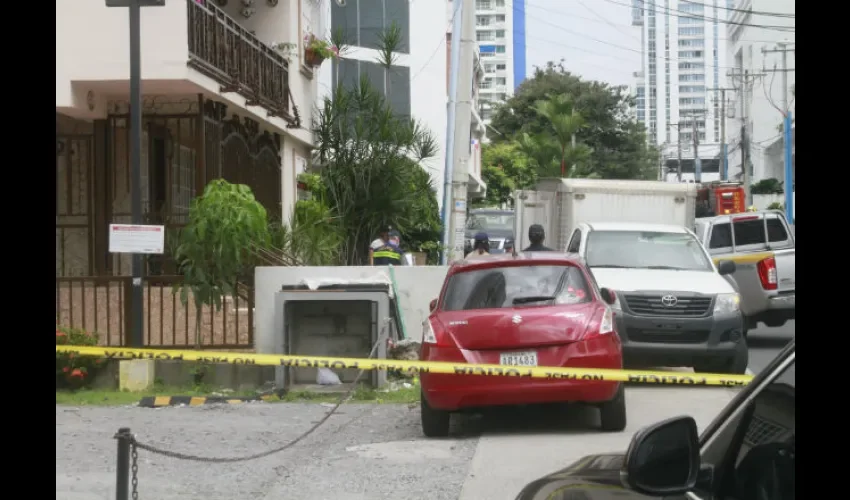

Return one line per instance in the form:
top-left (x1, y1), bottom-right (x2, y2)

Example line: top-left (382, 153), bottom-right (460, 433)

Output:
top-left (725, 0), bottom-right (795, 183)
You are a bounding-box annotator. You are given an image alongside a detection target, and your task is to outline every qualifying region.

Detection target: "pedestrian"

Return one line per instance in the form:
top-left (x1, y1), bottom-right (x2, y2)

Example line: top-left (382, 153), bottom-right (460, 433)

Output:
top-left (372, 231), bottom-right (403, 266)
top-left (523, 224), bottom-right (555, 252)
top-left (465, 232), bottom-right (490, 259)
top-left (369, 225), bottom-right (390, 266)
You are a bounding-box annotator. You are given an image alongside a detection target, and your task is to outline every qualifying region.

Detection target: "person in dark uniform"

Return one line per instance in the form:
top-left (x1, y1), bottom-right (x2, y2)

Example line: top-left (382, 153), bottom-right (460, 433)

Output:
top-left (372, 232), bottom-right (403, 265)
top-left (523, 224), bottom-right (555, 252)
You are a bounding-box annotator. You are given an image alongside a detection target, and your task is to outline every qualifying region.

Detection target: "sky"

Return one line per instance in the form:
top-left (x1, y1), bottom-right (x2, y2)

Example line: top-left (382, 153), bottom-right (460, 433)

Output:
top-left (523, 0), bottom-right (642, 89)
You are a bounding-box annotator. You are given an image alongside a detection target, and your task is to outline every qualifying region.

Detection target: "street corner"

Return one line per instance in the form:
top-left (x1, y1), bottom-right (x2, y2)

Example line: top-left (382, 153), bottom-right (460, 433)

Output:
top-left (137, 394), bottom-right (273, 408)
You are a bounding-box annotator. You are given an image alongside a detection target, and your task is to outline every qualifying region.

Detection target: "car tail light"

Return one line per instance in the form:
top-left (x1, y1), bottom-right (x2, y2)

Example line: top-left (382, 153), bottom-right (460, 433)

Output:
top-left (584, 306), bottom-right (614, 339)
top-left (756, 257), bottom-right (778, 290)
top-left (422, 319), bottom-right (438, 344)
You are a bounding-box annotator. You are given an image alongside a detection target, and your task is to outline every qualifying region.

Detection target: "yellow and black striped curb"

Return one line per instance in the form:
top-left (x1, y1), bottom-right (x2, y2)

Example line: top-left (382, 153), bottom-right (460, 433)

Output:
top-left (138, 395), bottom-right (275, 408)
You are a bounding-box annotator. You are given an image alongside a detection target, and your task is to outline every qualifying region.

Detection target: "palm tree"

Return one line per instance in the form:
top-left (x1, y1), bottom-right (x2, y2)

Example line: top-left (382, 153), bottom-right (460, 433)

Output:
top-left (533, 94), bottom-right (589, 177)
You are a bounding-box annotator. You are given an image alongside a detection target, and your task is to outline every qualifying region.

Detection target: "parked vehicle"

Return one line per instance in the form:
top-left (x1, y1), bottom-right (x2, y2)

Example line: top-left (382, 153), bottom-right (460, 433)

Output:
top-left (696, 181), bottom-right (746, 217)
top-left (465, 209), bottom-right (516, 254)
top-left (693, 210), bottom-right (796, 335)
top-left (565, 221), bottom-right (747, 374)
top-left (515, 339), bottom-right (795, 500)
top-left (514, 179), bottom-right (698, 252)
top-left (419, 253), bottom-right (625, 437)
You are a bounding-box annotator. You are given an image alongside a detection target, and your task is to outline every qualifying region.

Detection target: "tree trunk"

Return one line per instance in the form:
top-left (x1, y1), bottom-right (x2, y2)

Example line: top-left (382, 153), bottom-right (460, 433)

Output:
top-left (194, 303), bottom-right (203, 350)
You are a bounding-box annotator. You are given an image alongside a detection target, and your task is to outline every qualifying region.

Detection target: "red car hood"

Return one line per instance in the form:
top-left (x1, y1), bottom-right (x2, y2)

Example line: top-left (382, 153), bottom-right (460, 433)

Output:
top-left (434, 303), bottom-right (599, 351)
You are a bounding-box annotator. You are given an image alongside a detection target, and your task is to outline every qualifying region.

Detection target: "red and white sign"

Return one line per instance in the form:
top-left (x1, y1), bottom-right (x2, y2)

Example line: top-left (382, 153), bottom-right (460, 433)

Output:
top-left (108, 224), bottom-right (165, 254)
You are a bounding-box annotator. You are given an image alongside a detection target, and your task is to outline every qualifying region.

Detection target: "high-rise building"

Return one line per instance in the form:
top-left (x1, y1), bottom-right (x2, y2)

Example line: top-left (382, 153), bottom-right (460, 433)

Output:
top-left (632, 1), bottom-right (728, 183)
top-left (469, 0), bottom-right (527, 127)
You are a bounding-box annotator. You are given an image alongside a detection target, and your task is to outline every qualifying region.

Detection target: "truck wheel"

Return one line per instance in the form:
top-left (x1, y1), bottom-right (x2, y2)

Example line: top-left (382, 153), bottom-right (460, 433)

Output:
top-left (420, 391), bottom-right (450, 438)
top-left (720, 341), bottom-right (750, 375)
top-left (599, 385), bottom-right (627, 432)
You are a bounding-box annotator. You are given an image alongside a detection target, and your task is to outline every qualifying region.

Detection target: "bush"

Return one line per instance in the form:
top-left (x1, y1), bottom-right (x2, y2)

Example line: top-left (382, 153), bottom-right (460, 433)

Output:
top-left (56, 325), bottom-right (103, 390)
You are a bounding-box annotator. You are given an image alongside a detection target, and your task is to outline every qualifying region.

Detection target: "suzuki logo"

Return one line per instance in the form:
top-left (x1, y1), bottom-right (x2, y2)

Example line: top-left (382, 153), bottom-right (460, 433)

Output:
top-left (661, 295), bottom-right (679, 307)
top-left (512, 314), bottom-right (523, 324)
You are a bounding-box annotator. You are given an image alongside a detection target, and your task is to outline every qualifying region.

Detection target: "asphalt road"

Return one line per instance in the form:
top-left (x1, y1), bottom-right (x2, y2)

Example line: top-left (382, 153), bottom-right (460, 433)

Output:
top-left (747, 319), bottom-right (795, 374)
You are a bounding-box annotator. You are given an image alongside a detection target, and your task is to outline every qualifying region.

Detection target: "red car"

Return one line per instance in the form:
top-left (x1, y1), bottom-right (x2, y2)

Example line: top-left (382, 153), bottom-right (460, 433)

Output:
top-left (419, 252), bottom-right (626, 437)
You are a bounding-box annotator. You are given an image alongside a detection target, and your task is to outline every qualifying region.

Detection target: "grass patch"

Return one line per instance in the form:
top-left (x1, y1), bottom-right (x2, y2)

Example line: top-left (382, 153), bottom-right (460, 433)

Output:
top-left (281, 381), bottom-right (420, 404)
top-left (56, 383), bottom-right (258, 407)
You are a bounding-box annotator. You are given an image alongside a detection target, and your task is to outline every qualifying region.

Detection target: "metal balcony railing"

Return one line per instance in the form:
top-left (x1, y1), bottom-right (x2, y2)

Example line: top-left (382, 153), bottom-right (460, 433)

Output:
top-left (187, 0), bottom-right (293, 121)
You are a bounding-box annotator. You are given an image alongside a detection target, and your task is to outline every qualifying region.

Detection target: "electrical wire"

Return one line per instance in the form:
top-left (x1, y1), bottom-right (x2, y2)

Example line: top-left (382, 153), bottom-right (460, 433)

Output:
top-left (410, 3), bottom-right (458, 82)
top-left (576, 0), bottom-right (642, 44)
top-left (598, 0), bottom-right (794, 32)
top-left (678, 0), bottom-right (795, 18)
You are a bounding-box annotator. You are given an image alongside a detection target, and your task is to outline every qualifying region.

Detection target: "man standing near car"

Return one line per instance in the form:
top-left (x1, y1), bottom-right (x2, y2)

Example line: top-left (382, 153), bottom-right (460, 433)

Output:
top-left (523, 224), bottom-right (555, 252)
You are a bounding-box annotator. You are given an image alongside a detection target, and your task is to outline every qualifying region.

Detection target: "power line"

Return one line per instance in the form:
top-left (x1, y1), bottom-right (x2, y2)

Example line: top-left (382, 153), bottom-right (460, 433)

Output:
top-left (678, 0), bottom-right (794, 18)
top-left (599, 0), bottom-right (795, 32)
top-left (410, 7), bottom-right (458, 82)
top-left (576, 0), bottom-right (641, 44)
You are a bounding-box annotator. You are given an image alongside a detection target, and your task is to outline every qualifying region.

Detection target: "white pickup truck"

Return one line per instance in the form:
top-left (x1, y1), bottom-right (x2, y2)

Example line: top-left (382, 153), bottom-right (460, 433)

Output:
top-left (693, 211), bottom-right (796, 335)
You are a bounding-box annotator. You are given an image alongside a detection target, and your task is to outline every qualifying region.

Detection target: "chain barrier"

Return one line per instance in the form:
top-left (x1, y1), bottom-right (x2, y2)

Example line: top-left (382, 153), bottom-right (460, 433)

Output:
top-left (114, 324), bottom-right (390, 500)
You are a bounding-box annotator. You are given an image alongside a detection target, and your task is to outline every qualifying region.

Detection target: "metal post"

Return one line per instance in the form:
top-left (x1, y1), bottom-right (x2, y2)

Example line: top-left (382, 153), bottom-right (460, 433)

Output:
top-left (129, 0), bottom-right (144, 347)
top-left (693, 116), bottom-right (701, 183)
top-left (676, 122), bottom-right (683, 182)
top-left (115, 428), bottom-right (131, 500)
top-left (440, 0), bottom-right (464, 265)
top-left (720, 89), bottom-right (727, 180)
top-left (780, 45), bottom-right (793, 222)
top-left (740, 71), bottom-right (751, 207)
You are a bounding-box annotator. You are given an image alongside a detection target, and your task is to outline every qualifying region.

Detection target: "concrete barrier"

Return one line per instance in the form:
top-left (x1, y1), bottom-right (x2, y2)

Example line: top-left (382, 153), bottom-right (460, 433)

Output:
top-left (254, 266), bottom-right (450, 354)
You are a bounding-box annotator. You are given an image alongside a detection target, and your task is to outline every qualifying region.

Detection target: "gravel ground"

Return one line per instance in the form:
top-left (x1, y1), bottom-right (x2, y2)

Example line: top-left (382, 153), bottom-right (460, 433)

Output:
top-left (56, 402), bottom-right (478, 500)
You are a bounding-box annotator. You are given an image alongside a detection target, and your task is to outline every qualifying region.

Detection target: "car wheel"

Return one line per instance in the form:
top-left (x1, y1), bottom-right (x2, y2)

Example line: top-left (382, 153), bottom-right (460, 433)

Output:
top-left (697, 340), bottom-right (749, 375)
top-left (599, 385), bottom-right (627, 432)
top-left (420, 391), bottom-right (450, 438)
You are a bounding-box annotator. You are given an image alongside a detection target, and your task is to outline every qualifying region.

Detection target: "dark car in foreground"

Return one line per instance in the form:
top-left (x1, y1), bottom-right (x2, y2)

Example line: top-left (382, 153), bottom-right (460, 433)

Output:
top-left (464, 209), bottom-right (515, 254)
top-left (419, 253), bottom-right (626, 438)
top-left (515, 338), bottom-right (795, 500)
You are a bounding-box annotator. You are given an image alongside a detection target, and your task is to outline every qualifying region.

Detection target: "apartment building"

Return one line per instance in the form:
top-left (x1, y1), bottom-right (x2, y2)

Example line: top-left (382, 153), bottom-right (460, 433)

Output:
top-left (320, 0), bottom-right (485, 207)
top-left (725, 0), bottom-right (795, 185)
top-left (472, 0), bottom-right (526, 126)
top-left (632, 0), bottom-right (729, 183)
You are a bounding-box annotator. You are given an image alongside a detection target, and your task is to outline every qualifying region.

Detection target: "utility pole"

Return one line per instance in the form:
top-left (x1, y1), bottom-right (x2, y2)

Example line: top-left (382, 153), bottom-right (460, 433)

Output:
top-left (708, 87), bottom-right (735, 180)
top-left (441, 0), bottom-right (474, 263)
top-left (762, 42), bottom-right (796, 222)
top-left (727, 69), bottom-right (765, 207)
top-left (676, 122), bottom-right (683, 182)
top-left (692, 116), bottom-right (700, 183)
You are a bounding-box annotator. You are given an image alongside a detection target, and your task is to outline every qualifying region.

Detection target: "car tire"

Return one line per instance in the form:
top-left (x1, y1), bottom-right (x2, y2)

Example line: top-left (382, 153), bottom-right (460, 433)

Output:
top-left (599, 385), bottom-right (627, 432)
top-left (697, 340), bottom-right (749, 375)
top-left (420, 391), bottom-right (450, 438)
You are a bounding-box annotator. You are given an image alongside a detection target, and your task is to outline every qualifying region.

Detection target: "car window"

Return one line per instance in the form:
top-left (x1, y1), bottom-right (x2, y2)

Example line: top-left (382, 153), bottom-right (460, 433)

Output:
top-left (708, 223), bottom-right (733, 249)
top-left (465, 213), bottom-right (515, 232)
top-left (442, 265), bottom-right (591, 311)
top-left (567, 230), bottom-right (581, 253)
top-left (585, 230), bottom-right (714, 271)
top-left (712, 218), bottom-right (790, 249)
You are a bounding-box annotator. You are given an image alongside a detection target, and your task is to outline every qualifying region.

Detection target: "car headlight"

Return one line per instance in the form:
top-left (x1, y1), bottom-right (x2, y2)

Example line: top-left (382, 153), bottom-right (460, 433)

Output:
top-left (713, 293), bottom-right (740, 315)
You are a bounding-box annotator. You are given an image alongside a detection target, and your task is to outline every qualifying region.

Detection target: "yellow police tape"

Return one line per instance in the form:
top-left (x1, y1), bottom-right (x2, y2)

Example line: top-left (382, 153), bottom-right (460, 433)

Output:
top-left (55, 345), bottom-right (754, 387)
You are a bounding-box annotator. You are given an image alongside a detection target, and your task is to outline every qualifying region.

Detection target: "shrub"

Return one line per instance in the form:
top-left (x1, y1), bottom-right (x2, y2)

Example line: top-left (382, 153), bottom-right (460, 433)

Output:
top-left (56, 325), bottom-right (103, 390)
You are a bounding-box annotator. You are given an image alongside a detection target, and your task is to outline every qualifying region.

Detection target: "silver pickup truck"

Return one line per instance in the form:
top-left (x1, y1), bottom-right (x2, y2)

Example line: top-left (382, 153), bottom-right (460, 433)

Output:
top-left (694, 211), bottom-right (796, 336)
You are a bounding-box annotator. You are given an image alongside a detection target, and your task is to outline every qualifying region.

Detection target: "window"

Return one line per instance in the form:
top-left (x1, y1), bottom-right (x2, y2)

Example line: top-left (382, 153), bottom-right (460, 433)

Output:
top-left (680, 74), bottom-right (705, 82)
top-left (495, 45), bottom-right (506, 53)
top-left (466, 212), bottom-right (515, 231)
top-left (442, 265), bottom-right (592, 311)
top-left (331, 0), bottom-right (410, 53)
top-left (476, 0), bottom-right (491, 9)
top-left (567, 230), bottom-right (582, 253)
top-left (495, 0), bottom-right (505, 6)
top-left (495, 29), bottom-right (505, 38)
top-left (680, 85), bottom-right (706, 93)
top-left (477, 31), bottom-right (494, 41)
top-left (476, 15), bottom-right (490, 26)
top-left (333, 59), bottom-right (411, 117)
top-left (495, 77), bottom-right (506, 86)
top-left (585, 231), bottom-right (713, 271)
top-left (484, 64), bottom-right (495, 72)
top-left (708, 217), bottom-right (790, 249)
top-left (679, 26), bottom-right (704, 36)
top-left (680, 16), bottom-right (703, 24)
top-left (495, 14), bottom-right (505, 21)
top-left (679, 50), bottom-right (704, 58)
top-left (496, 63), bottom-right (506, 70)
top-left (679, 39), bottom-right (704, 47)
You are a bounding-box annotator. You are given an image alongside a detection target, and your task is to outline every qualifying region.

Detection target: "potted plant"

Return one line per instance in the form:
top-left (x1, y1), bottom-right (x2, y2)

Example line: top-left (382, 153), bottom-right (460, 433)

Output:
top-left (304, 34), bottom-right (339, 67)
top-left (271, 41), bottom-right (298, 62)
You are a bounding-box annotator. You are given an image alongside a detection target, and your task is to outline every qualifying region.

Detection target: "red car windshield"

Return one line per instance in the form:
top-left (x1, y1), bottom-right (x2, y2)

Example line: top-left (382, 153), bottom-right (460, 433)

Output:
top-left (442, 265), bottom-right (592, 311)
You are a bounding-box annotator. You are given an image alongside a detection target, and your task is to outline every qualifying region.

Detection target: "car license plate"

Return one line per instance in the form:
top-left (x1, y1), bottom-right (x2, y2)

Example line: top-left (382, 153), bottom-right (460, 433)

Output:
top-left (500, 351), bottom-right (538, 367)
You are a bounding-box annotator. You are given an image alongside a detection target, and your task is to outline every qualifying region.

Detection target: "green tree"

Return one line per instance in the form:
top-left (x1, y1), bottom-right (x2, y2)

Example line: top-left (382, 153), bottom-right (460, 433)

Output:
top-left (490, 61), bottom-right (659, 180)
top-left (173, 180), bottom-right (270, 348)
top-left (313, 76), bottom-right (439, 265)
top-left (532, 93), bottom-right (592, 177)
top-left (477, 142), bottom-right (537, 207)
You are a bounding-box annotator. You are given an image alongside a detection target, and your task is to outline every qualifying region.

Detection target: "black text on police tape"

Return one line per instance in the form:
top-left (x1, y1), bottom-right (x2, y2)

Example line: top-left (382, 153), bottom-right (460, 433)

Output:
top-left (279, 358), bottom-right (431, 374)
top-left (101, 350), bottom-right (256, 364)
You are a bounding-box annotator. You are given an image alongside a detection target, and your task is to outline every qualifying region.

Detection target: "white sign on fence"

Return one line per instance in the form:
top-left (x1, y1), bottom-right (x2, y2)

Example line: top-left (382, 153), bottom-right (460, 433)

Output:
top-left (108, 224), bottom-right (165, 254)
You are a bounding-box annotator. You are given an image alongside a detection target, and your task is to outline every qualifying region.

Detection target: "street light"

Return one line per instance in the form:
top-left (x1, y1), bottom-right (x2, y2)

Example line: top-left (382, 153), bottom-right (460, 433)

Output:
top-left (105, 0), bottom-right (165, 349)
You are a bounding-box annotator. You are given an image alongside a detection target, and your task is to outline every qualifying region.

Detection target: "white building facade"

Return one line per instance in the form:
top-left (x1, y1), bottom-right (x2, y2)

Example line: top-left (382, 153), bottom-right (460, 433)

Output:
top-left (472, 0), bottom-right (526, 126)
top-left (725, 0), bottom-right (795, 185)
top-left (632, 0), bottom-right (729, 183)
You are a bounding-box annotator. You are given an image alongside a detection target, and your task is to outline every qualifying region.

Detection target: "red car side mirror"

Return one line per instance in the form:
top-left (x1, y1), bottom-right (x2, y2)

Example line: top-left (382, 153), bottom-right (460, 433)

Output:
top-left (429, 299), bottom-right (438, 312)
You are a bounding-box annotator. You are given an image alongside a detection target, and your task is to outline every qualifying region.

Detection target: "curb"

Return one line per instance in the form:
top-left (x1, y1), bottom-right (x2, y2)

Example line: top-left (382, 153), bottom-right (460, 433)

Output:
top-left (138, 395), bottom-right (274, 408)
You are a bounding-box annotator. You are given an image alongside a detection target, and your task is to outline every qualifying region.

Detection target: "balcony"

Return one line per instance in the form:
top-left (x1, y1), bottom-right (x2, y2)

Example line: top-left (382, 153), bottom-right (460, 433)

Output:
top-left (187, 0), bottom-right (293, 121)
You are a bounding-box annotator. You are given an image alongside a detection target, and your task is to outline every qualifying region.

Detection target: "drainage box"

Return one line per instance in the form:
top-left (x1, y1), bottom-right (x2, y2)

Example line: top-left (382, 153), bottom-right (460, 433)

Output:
top-left (273, 284), bottom-right (395, 390)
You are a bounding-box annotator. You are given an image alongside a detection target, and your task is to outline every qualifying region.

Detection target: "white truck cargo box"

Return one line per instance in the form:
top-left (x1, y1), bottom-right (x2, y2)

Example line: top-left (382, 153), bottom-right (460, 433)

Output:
top-left (514, 179), bottom-right (698, 251)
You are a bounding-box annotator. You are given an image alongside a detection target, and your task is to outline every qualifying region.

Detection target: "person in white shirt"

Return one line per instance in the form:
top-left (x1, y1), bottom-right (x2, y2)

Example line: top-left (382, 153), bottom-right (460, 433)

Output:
top-left (465, 232), bottom-right (491, 260)
top-left (369, 225), bottom-right (390, 265)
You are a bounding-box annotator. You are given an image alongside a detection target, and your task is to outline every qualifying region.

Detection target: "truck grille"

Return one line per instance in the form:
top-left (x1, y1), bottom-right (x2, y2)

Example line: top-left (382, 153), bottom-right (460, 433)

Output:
top-left (627, 329), bottom-right (710, 343)
top-left (488, 239), bottom-right (504, 249)
top-left (623, 295), bottom-right (713, 317)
